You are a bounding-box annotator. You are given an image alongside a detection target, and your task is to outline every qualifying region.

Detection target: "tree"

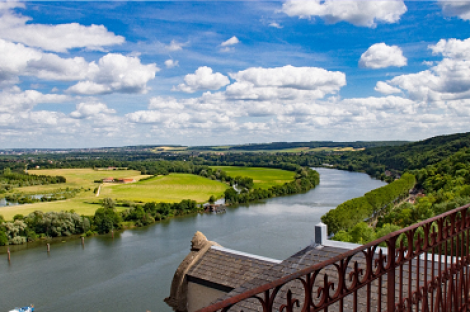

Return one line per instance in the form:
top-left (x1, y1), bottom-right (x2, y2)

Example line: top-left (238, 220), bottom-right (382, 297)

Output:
top-left (0, 229), bottom-right (7, 246)
top-left (208, 195), bottom-right (216, 204)
top-left (93, 207), bottom-right (122, 234)
top-left (102, 198), bottom-right (115, 209)
top-left (13, 214), bottom-right (24, 221)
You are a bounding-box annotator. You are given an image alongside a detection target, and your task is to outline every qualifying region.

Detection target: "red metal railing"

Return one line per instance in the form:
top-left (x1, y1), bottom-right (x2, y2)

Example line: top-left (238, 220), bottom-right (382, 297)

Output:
top-left (197, 203), bottom-right (470, 312)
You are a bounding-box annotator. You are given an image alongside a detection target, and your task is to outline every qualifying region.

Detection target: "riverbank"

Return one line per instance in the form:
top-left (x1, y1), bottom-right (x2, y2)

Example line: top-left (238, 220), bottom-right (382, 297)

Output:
top-left (0, 168), bottom-right (386, 312)
top-left (1, 166), bottom-right (308, 246)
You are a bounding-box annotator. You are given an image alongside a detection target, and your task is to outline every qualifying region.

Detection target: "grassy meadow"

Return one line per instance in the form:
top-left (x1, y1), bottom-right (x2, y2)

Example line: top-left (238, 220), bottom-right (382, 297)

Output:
top-left (1, 166), bottom-right (296, 220)
top-left (0, 169), bottom-right (231, 220)
top-left (99, 174), bottom-right (229, 203)
top-left (1, 169), bottom-right (149, 220)
top-left (210, 166), bottom-right (295, 189)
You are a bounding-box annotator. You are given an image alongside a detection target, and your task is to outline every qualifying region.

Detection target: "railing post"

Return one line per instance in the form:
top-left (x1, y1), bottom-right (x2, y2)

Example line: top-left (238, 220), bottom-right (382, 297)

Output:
top-left (387, 236), bottom-right (397, 312)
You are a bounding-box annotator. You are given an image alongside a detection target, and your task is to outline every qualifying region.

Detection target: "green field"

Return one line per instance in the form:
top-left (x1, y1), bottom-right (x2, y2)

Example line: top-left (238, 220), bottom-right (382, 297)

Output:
top-left (21, 168), bottom-right (149, 191)
top-left (210, 166), bottom-right (295, 189)
top-left (0, 167), bottom-right (293, 220)
top-left (1, 169), bottom-right (151, 220)
top-left (99, 174), bottom-right (229, 203)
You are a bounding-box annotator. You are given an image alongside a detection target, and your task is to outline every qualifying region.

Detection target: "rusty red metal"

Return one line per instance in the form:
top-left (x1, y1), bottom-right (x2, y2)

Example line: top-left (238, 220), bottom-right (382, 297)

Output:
top-left (196, 203), bottom-right (470, 312)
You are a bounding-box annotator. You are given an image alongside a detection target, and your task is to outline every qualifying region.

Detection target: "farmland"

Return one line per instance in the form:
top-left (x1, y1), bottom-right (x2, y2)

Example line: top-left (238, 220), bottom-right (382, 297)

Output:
top-left (98, 174), bottom-right (229, 203)
top-left (210, 166), bottom-right (295, 189)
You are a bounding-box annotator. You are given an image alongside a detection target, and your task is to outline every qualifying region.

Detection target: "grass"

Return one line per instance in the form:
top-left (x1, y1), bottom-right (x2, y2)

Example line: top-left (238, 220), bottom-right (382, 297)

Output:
top-left (210, 166), bottom-right (295, 189)
top-left (20, 168), bottom-right (149, 191)
top-left (0, 169), bottom-right (150, 220)
top-left (99, 174), bottom-right (229, 203)
top-left (0, 167), bottom-right (292, 220)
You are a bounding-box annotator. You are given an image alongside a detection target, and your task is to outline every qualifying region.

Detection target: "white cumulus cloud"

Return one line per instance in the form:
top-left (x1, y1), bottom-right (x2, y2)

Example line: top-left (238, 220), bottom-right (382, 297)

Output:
top-left (165, 40), bottom-right (186, 52)
top-left (377, 37), bottom-right (470, 105)
top-left (439, 1), bottom-right (470, 21)
top-left (281, 0), bottom-right (407, 28)
top-left (70, 102), bottom-right (116, 119)
top-left (173, 66), bottom-right (230, 93)
top-left (221, 36), bottom-right (240, 47)
top-left (0, 5), bottom-right (124, 52)
top-left (0, 39), bottom-right (159, 94)
top-left (164, 59), bottom-right (179, 68)
top-left (375, 81), bottom-right (402, 94)
top-left (0, 89), bottom-right (68, 113)
top-left (269, 22), bottom-right (283, 29)
top-left (429, 37), bottom-right (470, 60)
top-left (148, 96), bottom-right (185, 110)
top-left (228, 65), bottom-right (346, 100)
top-left (359, 43), bottom-right (407, 69)
top-left (67, 54), bottom-right (159, 95)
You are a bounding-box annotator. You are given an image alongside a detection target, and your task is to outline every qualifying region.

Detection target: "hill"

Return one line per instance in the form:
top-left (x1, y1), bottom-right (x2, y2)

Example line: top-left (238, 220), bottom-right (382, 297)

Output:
top-left (327, 132), bottom-right (470, 180)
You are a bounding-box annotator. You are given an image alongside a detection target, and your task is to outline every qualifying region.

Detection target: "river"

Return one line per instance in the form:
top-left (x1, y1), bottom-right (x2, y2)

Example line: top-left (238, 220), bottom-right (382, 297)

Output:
top-left (0, 168), bottom-right (386, 312)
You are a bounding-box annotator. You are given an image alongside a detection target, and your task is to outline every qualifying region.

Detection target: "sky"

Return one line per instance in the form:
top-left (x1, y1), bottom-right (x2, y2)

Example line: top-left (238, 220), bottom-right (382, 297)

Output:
top-left (1, 1), bottom-right (470, 148)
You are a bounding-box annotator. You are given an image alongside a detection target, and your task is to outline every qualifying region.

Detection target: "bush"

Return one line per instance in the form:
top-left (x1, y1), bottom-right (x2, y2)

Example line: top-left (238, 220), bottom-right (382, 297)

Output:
top-left (9, 236), bottom-right (27, 245)
top-left (0, 230), bottom-right (8, 246)
top-left (13, 214), bottom-right (24, 221)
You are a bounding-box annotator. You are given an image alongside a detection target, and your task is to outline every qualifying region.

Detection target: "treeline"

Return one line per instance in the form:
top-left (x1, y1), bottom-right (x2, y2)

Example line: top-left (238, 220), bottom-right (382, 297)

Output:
top-left (224, 168), bottom-right (320, 204)
top-left (0, 168), bottom-right (66, 194)
top-left (0, 211), bottom-right (91, 245)
top-left (323, 132), bottom-right (470, 181)
top-left (5, 188), bottom-right (81, 204)
top-left (331, 147), bottom-right (470, 246)
top-left (321, 173), bottom-right (416, 235)
top-left (121, 199), bottom-right (199, 227)
top-left (214, 140), bottom-right (408, 151)
top-left (0, 198), bottom-right (203, 246)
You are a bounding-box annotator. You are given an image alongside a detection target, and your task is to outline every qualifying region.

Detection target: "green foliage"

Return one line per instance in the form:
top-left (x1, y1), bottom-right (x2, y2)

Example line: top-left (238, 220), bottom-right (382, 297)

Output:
top-left (93, 207), bottom-right (122, 234)
top-left (102, 197), bottom-right (115, 209)
top-left (332, 222), bottom-right (401, 245)
top-left (0, 229), bottom-right (8, 246)
top-left (224, 168), bottom-right (320, 205)
top-left (5, 188), bottom-right (81, 204)
top-left (24, 211), bottom-right (91, 237)
top-left (322, 174), bottom-right (416, 235)
top-left (325, 132), bottom-right (470, 180)
top-left (0, 170), bottom-right (66, 193)
top-left (121, 199), bottom-right (199, 227)
top-left (13, 214), bottom-right (24, 221)
top-left (208, 195), bottom-right (216, 204)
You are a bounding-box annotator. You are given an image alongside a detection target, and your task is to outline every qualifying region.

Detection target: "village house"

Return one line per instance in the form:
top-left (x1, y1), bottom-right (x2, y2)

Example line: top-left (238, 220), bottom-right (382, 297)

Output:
top-left (166, 220), bottom-right (465, 312)
top-left (117, 178), bottom-right (135, 183)
top-left (102, 177), bottom-right (114, 183)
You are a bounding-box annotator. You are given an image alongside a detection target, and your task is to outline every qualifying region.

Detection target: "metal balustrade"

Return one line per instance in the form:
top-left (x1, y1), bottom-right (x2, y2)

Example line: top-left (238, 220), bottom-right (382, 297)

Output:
top-left (197, 203), bottom-right (470, 312)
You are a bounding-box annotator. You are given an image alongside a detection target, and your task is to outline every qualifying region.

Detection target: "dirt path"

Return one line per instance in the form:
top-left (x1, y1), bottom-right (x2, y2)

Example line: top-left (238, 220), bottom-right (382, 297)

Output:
top-left (96, 184), bottom-right (102, 197)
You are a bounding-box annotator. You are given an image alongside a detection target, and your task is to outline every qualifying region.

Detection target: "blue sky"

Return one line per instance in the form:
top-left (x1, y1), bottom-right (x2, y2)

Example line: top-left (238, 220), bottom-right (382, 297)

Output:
top-left (1, 1), bottom-right (470, 148)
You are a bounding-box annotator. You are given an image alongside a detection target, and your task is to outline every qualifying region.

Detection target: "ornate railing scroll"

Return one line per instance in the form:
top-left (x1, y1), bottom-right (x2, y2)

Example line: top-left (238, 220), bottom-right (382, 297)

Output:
top-left (197, 203), bottom-right (470, 312)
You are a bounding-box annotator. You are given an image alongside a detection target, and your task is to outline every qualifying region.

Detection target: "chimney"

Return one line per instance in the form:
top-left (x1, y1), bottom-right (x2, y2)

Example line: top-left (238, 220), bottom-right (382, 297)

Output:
top-left (315, 222), bottom-right (327, 246)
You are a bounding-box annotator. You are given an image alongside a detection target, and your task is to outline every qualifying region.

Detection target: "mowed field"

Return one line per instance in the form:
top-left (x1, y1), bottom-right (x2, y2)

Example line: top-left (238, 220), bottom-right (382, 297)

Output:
top-left (99, 174), bottom-right (229, 203)
top-left (20, 168), bottom-right (148, 192)
top-left (0, 170), bottom-right (229, 220)
top-left (1, 169), bottom-right (149, 220)
top-left (210, 166), bottom-right (295, 189)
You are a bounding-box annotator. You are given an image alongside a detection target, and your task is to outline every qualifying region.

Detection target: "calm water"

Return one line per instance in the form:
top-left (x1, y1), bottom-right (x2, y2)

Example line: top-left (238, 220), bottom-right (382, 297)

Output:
top-left (0, 168), bottom-right (386, 312)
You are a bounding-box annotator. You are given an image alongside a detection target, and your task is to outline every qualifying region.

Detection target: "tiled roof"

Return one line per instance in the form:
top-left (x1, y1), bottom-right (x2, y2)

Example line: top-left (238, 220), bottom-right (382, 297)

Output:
top-left (212, 245), bottom-right (445, 312)
top-left (187, 246), bottom-right (279, 291)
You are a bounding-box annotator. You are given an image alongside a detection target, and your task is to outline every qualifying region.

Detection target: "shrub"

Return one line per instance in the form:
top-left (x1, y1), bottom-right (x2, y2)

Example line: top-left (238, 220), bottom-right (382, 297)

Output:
top-left (13, 214), bottom-right (24, 221)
